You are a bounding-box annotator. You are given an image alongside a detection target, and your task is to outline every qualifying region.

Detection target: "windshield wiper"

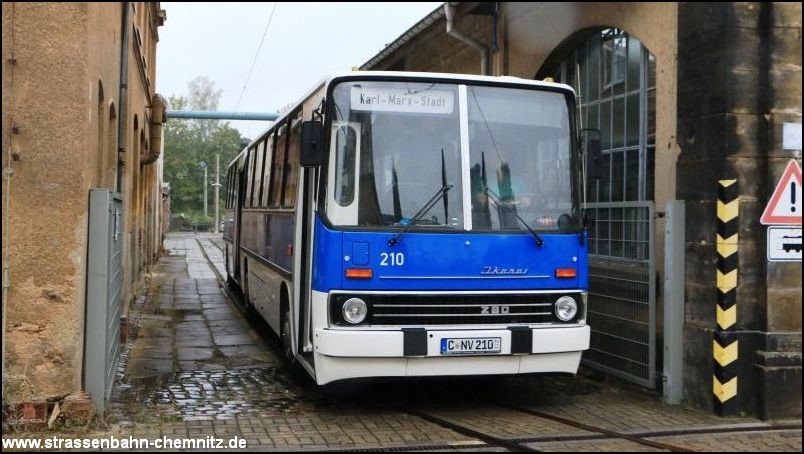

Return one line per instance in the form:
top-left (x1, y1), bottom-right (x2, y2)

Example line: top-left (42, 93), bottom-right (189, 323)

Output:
top-left (388, 184), bottom-right (453, 247)
top-left (483, 185), bottom-right (545, 248)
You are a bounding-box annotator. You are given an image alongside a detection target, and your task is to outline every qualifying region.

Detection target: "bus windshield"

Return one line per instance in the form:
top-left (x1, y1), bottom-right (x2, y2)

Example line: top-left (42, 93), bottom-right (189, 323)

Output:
top-left (327, 80), bottom-right (578, 232)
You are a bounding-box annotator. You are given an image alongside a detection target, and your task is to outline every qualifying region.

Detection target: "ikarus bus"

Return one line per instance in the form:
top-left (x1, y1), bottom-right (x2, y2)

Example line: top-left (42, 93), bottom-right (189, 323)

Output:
top-left (223, 71), bottom-right (597, 384)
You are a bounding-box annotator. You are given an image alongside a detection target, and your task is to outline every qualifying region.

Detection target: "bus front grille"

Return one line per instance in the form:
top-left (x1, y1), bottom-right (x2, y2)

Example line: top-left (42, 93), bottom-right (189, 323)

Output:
top-left (330, 293), bottom-right (581, 326)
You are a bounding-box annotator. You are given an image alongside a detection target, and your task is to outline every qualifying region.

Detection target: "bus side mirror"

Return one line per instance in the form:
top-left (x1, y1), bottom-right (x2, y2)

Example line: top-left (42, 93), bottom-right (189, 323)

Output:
top-left (583, 212), bottom-right (594, 231)
top-left (300, 120), bottom-right (324, 167)
top-left (581, 129), bottom-right (603, 181)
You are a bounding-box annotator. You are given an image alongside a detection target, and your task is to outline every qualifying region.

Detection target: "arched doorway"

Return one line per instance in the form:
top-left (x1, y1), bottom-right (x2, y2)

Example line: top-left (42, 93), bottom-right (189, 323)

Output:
top-left (542, 28), bottom-right (658, 389)
top-left (549, 28), bottom-right (655, 209)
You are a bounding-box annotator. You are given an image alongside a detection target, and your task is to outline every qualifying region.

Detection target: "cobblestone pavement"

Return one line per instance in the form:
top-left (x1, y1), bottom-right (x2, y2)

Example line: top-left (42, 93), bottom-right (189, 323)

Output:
top-left (102, 233), bottom-right (477, 451)
top-left (8, 232), bottom-right (795, 452)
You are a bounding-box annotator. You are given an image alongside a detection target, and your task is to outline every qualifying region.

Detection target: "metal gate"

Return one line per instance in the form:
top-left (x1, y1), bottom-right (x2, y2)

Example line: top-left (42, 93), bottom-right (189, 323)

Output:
top-left (85, 189), bottom-right (124, 412)
top-left (583, 201), bottom-right (656, 388)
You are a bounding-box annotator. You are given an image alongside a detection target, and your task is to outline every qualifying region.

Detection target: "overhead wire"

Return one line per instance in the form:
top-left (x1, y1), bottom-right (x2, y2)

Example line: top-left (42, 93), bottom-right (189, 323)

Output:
top-left (234, 2), bottom-right (279, 113)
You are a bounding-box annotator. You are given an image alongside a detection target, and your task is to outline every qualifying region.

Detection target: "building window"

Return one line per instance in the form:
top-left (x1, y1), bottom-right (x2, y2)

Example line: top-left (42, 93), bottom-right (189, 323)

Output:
top-left (601, 29), bottom-right (626, 91)
top-left (554, 29), bottom-right (655, 204)
top-left (553, 29), bottom-right (656, 259)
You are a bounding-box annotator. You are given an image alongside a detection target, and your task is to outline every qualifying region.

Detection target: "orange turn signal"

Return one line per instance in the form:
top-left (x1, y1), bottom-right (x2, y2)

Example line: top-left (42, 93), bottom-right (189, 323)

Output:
top-left (345, 268), bottom-right (373, 279)
top-left (555, 268), bottom-right (577, 278)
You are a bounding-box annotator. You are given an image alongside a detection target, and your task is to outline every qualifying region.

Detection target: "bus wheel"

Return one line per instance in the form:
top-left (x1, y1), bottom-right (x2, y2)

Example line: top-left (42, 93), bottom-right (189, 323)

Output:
top-left (239, 263), bottom-right (255, 318)
top-left (281, 300), bottom-right (294, 362)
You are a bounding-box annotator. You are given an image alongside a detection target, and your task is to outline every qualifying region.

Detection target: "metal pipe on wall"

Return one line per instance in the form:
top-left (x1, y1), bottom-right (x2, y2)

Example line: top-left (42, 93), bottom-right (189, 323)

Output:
top-left (116, 2), bottom-right (130, 193)
top-left (2, 3), bottom-right (17, 398)
top-left (444, 2), bottom-right (489, 76)
top-left (141, 94), bottom-right (166, 165)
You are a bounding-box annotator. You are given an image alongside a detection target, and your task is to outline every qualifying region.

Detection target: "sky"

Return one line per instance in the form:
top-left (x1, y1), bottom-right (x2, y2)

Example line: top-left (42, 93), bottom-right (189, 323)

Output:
top-left (158, 2), bottom-right (442, 139)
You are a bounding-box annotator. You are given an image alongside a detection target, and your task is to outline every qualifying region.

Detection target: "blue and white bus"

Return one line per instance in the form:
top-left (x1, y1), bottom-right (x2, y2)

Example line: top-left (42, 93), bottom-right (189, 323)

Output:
top-left (223, 71), bottom-right (592, 384)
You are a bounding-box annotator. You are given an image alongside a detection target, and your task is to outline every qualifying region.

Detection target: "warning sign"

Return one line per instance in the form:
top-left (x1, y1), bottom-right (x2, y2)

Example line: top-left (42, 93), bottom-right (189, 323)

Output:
top-left (760, 160), bottom-right (802, 225)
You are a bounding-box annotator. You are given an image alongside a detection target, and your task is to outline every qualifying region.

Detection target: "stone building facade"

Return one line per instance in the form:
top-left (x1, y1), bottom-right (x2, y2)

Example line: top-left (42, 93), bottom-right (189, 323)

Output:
top-left (362, 2), bottom-right (801, 418)
top-left (2, 2), bottom-right (166, 404)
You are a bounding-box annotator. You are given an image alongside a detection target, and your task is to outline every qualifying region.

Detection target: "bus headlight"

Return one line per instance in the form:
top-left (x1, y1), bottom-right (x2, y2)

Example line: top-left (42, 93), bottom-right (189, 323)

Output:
top-left (342, 298), bottom-right (368, 324)
top-left (555, 296), bottom-right (578, 322)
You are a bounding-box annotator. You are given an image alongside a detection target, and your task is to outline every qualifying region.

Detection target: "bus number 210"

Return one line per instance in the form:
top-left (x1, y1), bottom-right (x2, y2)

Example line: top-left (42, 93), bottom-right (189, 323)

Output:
top-left (380, 252), bottom-right (405, 266)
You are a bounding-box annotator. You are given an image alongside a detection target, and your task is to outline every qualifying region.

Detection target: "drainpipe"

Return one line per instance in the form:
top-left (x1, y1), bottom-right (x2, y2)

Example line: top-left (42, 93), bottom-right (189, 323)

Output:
top-left (116, 2), bottom-right (130, 193)
top-left (2, 2), bottom-right (17, 398)
top-left (444, 2), bottom-right (489, 75)
top-left (141, 94), bottom-right (166, 165)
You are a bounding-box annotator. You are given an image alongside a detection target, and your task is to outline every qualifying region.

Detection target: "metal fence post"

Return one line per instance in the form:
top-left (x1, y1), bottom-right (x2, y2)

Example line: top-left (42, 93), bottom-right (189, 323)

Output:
top-left (663, 200), bottom-right (685, 404)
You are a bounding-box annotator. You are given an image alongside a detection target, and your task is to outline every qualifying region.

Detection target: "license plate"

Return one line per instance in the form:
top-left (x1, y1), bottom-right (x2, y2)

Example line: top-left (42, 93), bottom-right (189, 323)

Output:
top-left (440, 337), bottom-right (501, 355)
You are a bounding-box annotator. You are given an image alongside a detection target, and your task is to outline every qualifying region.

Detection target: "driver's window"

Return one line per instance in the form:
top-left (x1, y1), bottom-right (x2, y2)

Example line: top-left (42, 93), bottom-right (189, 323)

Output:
top-left (327, 121), bottom-right (362, 226)
top-left (333, 125), bottom-right (357, 206)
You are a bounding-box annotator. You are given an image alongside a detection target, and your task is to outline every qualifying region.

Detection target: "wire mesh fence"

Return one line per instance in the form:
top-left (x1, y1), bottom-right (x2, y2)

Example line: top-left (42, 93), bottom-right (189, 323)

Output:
top-left (582, 202), bottom-right (655, 388)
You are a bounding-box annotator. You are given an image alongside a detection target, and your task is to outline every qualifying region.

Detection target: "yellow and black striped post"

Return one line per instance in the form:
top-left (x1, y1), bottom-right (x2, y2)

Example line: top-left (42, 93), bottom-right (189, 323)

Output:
top-left (714, 178), bottom-right (739, 415)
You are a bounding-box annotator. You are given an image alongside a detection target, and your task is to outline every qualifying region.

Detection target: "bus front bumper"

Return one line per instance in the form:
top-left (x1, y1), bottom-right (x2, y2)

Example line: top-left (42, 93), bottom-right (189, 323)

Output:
top-left (312, 325), bottom-right (590, 385)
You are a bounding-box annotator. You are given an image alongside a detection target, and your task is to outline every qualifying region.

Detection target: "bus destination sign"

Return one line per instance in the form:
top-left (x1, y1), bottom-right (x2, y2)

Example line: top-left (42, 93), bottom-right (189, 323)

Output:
top-left (351, 87), bottom-right (454, 114)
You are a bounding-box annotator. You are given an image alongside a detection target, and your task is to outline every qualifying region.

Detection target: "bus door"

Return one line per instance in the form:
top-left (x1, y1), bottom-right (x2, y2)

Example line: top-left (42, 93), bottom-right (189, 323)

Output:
top-left (233, 162), bottom-right (246, 284)
top-left (293, 164), bottom-right (316, 365)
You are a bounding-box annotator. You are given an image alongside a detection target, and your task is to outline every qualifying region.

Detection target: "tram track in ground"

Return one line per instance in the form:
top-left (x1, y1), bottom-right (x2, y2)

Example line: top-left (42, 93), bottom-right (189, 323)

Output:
top-left (404, 408), bottom-right (540, 452)
top-left (206, 236), bottom-right (225, 254)
top-left (194, 238), bottom-right (224, 280)
top-left (490, 399), bottom-right (801, 448)
top-left (195, 237), bottom-right (800, 452)
top-left (486, 400), bottom-right (694, 452)
top-left (400, 405), bottom-right (668, 452)
top-left (401, 400), bottom-right (803, 452)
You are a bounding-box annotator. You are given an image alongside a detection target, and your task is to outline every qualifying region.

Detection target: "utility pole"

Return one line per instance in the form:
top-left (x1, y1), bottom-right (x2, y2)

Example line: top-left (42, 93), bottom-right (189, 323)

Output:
top-left (200, 161), bottom-right (208, 219)
top-left (213, 154), bottom-right (221, 234)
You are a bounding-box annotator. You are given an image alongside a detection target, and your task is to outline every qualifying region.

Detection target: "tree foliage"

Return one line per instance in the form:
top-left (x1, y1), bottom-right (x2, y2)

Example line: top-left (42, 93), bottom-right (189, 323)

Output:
top-left (164, 76), bottom-right (244, 221)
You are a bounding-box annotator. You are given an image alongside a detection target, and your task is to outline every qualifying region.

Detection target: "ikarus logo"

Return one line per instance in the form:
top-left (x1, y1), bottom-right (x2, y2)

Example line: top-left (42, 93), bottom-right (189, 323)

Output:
top-left (480, 266), bottom-right (529, 275)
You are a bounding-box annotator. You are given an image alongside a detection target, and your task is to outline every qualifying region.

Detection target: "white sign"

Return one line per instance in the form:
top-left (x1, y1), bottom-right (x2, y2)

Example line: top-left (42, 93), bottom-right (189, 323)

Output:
top-left (783, 123), bottom-right (802, 151)
top-left (767, 226), bottom-right (802, 262)
top-left (760, 160), bottom-right (802, 225)
top-left (350, 87), bottom-right (454, 114)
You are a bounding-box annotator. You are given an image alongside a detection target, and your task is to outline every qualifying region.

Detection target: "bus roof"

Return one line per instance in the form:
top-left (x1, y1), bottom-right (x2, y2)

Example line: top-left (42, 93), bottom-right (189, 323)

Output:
top-left (228, 71), bottom-right (575, 168)
top-left (323, 70), bottom-right (575, 93)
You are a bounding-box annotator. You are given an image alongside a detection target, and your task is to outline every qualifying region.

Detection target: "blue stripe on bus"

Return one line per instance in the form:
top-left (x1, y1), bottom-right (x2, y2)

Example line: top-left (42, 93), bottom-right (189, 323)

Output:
top-left (312, 215), bottom-right (588, 292)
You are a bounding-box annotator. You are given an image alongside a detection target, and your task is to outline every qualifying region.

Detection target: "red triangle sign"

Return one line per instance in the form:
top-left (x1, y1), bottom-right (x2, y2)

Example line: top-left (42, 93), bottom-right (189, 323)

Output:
top-left (760, 159), bottom-right (802, 225)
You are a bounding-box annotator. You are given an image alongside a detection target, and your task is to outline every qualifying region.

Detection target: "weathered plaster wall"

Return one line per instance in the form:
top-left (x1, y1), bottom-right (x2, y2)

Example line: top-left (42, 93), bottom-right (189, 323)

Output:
top-left (1, 2), bottom-right (164, 403)
top-left (2, 2), bottom-right (94, 401)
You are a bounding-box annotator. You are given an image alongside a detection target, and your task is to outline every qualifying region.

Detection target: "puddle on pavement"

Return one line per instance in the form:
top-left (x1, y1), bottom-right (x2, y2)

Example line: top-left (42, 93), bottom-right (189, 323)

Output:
top-left (107, 366), bottom-right (326, 425)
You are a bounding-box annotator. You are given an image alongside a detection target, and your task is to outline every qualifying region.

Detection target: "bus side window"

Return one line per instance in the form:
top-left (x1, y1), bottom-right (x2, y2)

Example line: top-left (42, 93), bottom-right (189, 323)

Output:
top-left (225, 168), bottom-right (231, 209)
top-left (233, 167), bottom-right (236, 208)
top-left (253, 140), bottom-right (266, 208)
top-left (231, 167), bottom-right (236, 208)
top-left (269, 123), bottom-right (288, 208)
top-left (283, 118), bottom-right (301, 208)
top-left (227, 168), bottom-right (231, 209)
top-left (244, 148), bottom-right (255, 208)
top-left (261, 134), bottom-right (274, 207)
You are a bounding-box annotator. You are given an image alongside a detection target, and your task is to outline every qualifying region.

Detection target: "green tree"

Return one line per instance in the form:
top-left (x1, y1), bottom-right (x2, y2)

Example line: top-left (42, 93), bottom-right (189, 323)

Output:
top-left (164, 76), bottom-right (244, 228)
